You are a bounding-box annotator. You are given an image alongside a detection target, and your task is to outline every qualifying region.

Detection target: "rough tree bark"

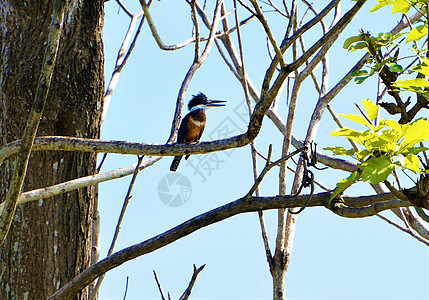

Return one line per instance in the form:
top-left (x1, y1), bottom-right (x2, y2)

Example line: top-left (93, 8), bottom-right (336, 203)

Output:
top-left (0, 1), bottom-right (104, 298)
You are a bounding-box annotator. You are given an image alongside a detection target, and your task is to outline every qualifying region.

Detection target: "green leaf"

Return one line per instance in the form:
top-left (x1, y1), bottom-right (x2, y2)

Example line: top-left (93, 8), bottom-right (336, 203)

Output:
top-left (351, 70), bottom-right (369, 77)
top-left (362, 99), bottom-right (379, 121)
top-left (389, 63), bottom-right (403, 73)
top-left (355, 76), bottom-right (370, 84)
top-left (381, 119), bottom-right (401, 133)
top-left (348, 42), bottom-right (368, 52)
top-left (407, 25), bottom-right (428, 43)
top-left (370, 0), bottom-right (412, 13)
top-left (360, 156), bottom-right (395, 184)
top-left (402, 146), bottom-right (429, 156)
top-left (330, 128), bottom-right (367, 146)
top-left (343, 35), bottom-right (366, 50)
top-left (329, 171), bottom-right (360, 203)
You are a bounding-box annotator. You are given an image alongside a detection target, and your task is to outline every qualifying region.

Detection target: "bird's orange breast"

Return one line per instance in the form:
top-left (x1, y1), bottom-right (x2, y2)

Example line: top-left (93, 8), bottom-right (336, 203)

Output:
top-left (185, 114), bottom-right (206, 143)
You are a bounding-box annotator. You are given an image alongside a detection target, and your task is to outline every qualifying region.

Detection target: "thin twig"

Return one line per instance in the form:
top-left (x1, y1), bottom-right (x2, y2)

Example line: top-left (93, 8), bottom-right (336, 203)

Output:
top-left (249, 0), bottom-right (286, 68)
top-left (89, 156), bottom-right (144, 300)
top-left (245, 146), bottom-right (305, 199)
top-left (179, 264), bottom-right (206, 300)
top-left (123, 276), bottom-right (129, 300)
top-left (153, 271), bottom-right (167, 300)
top-left (103, 1), bottom-right (148, 124)
top-left (97, 153), bottom-right (108, 172)
top-left (377, 213), bottom-right (429, 246)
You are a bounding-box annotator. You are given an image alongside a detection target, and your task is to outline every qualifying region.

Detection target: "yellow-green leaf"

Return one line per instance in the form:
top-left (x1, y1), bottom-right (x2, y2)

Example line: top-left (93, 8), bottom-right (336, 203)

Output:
top-left (360, 156), bottom-right (395, 184)
top-left (393, 78), bottom-right (429, 90)
top-left (391, 0), bottom-right (412, 14)
top-left (329, 171), bottom-right (360, 203)
top-left (362, 99), bottom-right (379, 121)
top-left (403, 154), bottom-right (421, 173)
top-left (401, 118), bottom-right (429, 148)
top-left (370, 0), bottom-right (412, 14)
top-left (414, 63), bottom-right (429, 77)
top-left (381, 119), bottom-right (401, 134)
top-left (370, 0), bottom-right (395, 12)
top-left (339, 113), bottom-right (371, 126)
top-left (407, 25), bottom-right (428, 43)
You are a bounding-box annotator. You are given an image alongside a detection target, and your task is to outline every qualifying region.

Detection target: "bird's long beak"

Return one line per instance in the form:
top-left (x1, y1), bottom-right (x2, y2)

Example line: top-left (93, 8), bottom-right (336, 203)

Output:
top-left (207, 99), bottom-right (227, 107)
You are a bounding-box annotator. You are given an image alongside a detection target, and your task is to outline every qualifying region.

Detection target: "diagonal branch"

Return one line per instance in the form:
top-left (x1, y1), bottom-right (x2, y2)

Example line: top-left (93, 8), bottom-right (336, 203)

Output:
top-left (49, 190), bottom-right (405, 299)
top-left (168, 0), bottom-right (223, 143)
top-left (245, 147), bottom-right (306, 199)
top-left (102, 2), bottom-right (147, 124)
top-left (140, 0), bottom-right (195, 50)
top-left (153, 270), bottom-right (167, 300)
top-left (248, 0), bottom-right (287, 68)
top-left (0, 0), bottom-right (67, 248)
top-left (0, 157), bottom-right (160, 214)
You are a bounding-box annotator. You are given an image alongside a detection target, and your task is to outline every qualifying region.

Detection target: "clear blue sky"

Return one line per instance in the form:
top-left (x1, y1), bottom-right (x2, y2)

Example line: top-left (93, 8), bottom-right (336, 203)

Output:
top-left (98, 1), bottom-right (429, 299)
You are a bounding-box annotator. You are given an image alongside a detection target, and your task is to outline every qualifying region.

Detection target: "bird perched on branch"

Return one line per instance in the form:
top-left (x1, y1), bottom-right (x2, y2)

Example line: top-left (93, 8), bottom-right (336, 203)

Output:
top-left (170, 93), bottom-right (226, 172)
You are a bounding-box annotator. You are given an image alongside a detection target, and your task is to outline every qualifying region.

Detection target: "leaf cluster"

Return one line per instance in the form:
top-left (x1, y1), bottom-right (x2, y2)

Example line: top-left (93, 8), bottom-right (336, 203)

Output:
top-left (325, 99), bottom-right (429, 201)
top-left (343, 31), bottom-right (404, 84)
top-left (343, 0), bottom-right (429, 122)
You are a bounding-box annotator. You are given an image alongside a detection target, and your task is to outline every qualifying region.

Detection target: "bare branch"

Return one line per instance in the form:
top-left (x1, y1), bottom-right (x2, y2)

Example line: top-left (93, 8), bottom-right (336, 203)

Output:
top-left (0, 157), bottom-right (160, 214)
top-left (103, 2), bottom-right (146, 124)
top-left (377, 213), bottom-right (429, 246)
top-left (329, 199), bottom-right (411, 218)
top-left (49, 190), bottom-right (407, 299)
top-left (0, 135), bottom-right (248, 165)
top-left (140, 0), bottom-right (196, 50)
top-left (249, 0), bottom-right (287, 68)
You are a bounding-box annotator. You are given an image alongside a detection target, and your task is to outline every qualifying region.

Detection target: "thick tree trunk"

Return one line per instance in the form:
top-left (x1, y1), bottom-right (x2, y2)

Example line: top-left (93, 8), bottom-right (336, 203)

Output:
top-left (0, 1), bottom-right (104, 299)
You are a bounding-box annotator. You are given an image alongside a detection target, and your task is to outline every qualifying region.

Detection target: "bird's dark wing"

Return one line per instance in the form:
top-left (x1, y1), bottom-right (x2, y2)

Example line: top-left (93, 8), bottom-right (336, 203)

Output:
top-left (176, 114), bottom-right (190, 143)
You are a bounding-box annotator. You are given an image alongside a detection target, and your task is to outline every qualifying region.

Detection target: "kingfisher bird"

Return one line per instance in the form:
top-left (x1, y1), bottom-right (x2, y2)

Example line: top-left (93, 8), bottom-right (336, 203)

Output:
top-left (170, 92), bottom-right (226, 172)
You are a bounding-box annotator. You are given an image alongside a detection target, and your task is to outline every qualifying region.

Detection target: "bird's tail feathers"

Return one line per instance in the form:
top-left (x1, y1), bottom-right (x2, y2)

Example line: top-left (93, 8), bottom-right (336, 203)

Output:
top-left (170, 156), bottom-right (183, 172)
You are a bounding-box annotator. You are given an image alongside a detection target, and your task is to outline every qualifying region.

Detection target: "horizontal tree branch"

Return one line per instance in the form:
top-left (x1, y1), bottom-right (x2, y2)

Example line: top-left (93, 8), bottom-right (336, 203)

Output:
top-left (0, 137), bottom-right (356, 214)
top-left (0, 134), bottom-right (248, 167)
top-left (49, 190), bottom-right (409, 299)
